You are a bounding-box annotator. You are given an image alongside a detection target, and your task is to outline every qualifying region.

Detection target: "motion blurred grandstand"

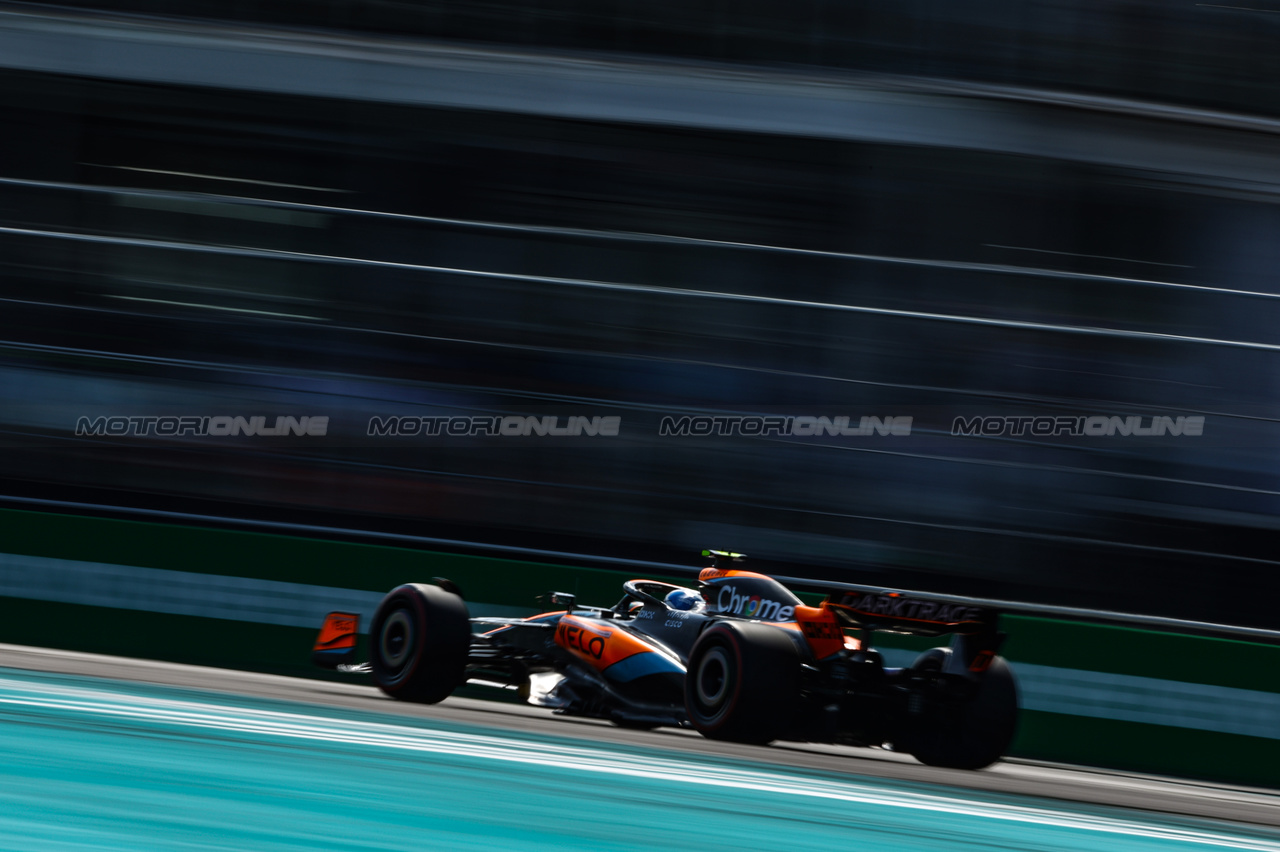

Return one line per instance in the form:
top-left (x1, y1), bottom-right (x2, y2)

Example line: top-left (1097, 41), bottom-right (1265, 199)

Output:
top-left (0, 0), bottom-right (1277, 624)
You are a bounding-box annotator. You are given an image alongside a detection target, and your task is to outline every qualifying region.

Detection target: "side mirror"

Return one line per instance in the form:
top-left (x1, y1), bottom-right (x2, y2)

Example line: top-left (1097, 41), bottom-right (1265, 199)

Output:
top-left (544, 591), bottom-right (576, 612)
top-left (433, 577), bottom-right (465, 598)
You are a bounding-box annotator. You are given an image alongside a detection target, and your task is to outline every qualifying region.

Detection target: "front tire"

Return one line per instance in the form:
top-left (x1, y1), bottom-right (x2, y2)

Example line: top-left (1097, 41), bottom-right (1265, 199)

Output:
top-left (901, 647), bottom-right (1018, 770)
top-left (684, 622), bottom-right (800, 744)
top-left (370, 583), bottom-right (470, 703)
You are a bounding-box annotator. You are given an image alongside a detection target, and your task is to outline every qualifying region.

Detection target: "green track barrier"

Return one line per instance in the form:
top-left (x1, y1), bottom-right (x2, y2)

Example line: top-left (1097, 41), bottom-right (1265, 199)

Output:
top-left (1002, 615), bottom-right (1280, 692)
top-left (0, 507), bottom-right (653, 602)
top-left (1014, 710), bottom-right (1280, 788)
top-left (0, 507), bottom-right (1276, 786)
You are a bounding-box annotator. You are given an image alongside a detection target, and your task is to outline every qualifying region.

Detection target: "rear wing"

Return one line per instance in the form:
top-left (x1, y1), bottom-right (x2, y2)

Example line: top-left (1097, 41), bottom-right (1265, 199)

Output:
top-left (821, 589), bottom-right (996, 638)
top-left (806, 585), bottom-right (1005, 675)
top-left (786, 574), bottom-right (1280, 644)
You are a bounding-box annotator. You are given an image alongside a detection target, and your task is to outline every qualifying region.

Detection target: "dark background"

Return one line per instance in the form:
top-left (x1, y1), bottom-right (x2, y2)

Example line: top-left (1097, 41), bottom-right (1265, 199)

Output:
top-left (0, 1), bottom-right (1277, 624)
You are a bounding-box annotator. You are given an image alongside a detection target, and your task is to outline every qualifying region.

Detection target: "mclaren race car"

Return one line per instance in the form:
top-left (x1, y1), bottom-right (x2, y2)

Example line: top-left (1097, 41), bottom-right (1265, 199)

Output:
top-left (312, 552), bottom-right (1018, 769)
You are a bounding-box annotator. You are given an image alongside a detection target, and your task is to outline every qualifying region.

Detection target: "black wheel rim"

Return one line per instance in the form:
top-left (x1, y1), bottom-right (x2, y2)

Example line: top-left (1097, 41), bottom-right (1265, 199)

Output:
top-left (694, 646), bottom-right (732, 716)
top-left (379, 608), bottom-right (416, 680)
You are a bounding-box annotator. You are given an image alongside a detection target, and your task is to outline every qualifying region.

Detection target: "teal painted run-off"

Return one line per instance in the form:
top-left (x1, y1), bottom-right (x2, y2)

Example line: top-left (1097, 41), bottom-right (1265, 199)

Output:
top-left (0, 507), bottom-right (1277, 787)
top-left (1, 667), bottom-right (1278, 852)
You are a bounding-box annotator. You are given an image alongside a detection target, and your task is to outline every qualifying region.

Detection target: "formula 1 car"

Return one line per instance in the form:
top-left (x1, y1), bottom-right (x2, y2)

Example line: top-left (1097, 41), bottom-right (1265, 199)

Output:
top-left (312, 551), bottom-right (1018, 769)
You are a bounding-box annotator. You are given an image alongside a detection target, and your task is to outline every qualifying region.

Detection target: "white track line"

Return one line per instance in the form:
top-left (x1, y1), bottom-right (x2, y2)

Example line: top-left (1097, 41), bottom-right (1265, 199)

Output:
top-left (0, 676), bottom-right (1275, 850)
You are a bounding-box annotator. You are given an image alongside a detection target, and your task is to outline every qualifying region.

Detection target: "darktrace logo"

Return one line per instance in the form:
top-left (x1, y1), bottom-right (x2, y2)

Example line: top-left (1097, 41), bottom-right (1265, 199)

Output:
top-left (835, 593), bottom-right (982, 623)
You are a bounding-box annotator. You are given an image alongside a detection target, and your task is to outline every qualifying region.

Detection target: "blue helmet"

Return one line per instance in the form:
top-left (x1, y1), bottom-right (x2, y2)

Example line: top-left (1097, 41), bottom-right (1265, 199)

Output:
top-left (665, 588), bottom-right (706, 612)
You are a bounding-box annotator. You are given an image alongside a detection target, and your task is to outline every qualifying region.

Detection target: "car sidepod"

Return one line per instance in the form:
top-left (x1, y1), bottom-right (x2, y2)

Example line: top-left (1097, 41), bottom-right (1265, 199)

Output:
top-left (554, 613), bottom-right (686, 703)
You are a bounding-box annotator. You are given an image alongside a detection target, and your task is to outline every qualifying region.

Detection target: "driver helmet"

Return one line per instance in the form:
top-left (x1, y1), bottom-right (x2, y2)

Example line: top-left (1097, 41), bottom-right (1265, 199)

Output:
top-left (665, 588), bottom-right (706, 613)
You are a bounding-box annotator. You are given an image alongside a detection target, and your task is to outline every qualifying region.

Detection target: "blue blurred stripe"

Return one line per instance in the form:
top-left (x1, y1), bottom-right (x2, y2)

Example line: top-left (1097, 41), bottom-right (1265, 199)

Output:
top-left (602, 650), bottom-right (685, 681)
top-left (0, 668), bottom-right (1276, 852)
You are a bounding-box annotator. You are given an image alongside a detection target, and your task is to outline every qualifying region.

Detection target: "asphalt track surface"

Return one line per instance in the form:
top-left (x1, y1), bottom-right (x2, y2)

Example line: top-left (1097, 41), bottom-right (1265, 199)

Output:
top-left (2, 643), bottom-right (1278, 836)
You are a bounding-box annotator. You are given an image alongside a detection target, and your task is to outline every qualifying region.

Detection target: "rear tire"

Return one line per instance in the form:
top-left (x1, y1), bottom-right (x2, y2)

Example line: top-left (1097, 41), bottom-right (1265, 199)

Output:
top-left (902, 647), bottom-right (1018, 770)
top-left (370, 583), bottom-right (470, 704)
top-left (684, 622), bottom-right (800, 744)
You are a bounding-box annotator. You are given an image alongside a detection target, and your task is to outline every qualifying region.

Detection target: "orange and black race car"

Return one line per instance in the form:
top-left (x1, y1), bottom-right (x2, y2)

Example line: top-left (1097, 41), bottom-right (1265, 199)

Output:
top-left (312, 551), bottom-right (1018, 769)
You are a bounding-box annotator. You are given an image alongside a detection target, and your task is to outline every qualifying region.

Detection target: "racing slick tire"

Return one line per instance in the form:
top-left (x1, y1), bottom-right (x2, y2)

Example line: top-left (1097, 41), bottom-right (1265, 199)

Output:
top-left (370, 583), bottom-right (470, 704)
top-left (902, 647), bottom-right (1018, 770)
top-left (684, 622), bottom-right (800, 745)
